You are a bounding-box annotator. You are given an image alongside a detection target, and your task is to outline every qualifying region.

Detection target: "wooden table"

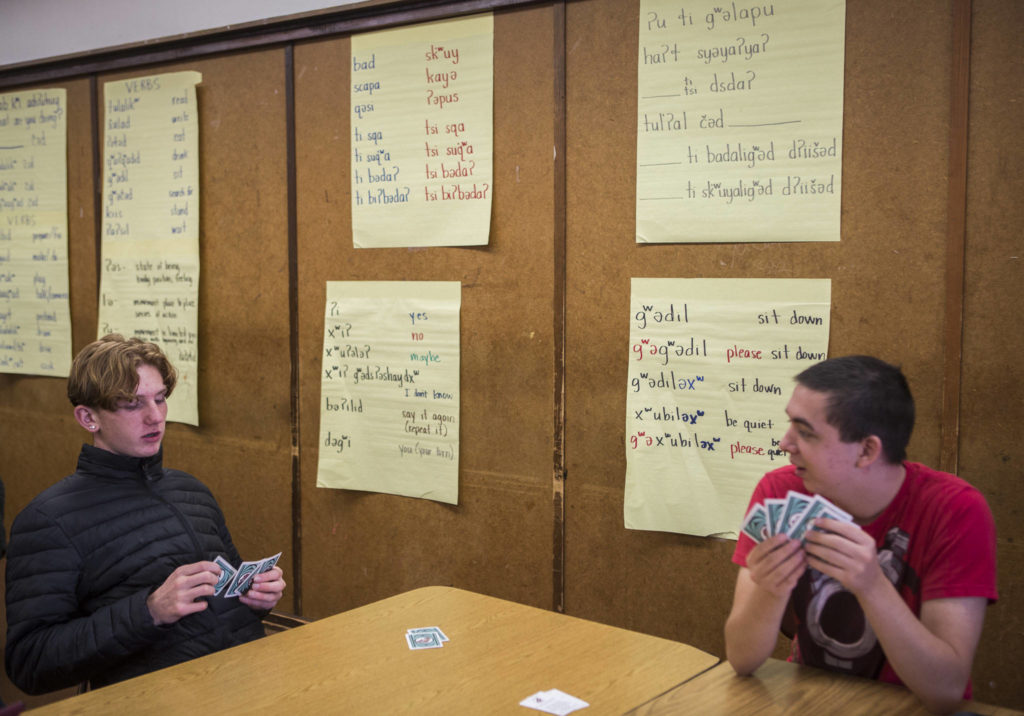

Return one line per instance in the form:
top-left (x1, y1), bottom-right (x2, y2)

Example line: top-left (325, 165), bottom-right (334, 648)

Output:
top-left (627, 659), bottom-right (1023, 716)
top-left (33, 586), bottom-right (718, 715)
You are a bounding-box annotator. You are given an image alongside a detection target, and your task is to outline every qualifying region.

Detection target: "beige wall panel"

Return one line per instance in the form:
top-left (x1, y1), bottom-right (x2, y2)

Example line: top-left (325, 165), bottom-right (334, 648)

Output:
top-left (294, 6), bottom-right (558, 619)
top-left (0, 75), bottom-right (98, 711)
top-left (1, 77), bottom-right (96, 515)
top-left (122, 50), bottom-right (296, 601)
top-left (564, 0), bottom-right (954, 665)
top-left (1, 48), bottom-right (293, 705)
top-left (960, 0), bottom-right (1024, 707)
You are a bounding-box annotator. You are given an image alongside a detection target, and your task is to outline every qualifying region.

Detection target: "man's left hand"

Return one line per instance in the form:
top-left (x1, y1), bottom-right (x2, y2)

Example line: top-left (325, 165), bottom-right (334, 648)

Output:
top-left (802, 517), bottom-right (886, 597)
top-left (239, 566), bottom-right (286, 611)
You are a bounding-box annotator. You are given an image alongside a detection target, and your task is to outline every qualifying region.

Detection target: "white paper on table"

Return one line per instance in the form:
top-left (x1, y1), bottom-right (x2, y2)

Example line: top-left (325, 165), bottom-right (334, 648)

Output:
top-left (519, 689), bottom-right (589, 715)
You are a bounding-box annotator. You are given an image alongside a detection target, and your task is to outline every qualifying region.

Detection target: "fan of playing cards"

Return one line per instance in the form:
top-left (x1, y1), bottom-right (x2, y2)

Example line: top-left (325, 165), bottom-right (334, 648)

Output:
top-left (213, 552), bottom-right (282, 599)
top-left (741, 491), bottom-right (853, 544)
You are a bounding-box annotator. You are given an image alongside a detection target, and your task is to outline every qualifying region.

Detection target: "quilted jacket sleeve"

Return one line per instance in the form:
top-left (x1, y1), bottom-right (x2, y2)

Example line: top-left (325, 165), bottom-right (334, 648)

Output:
top-left (4, 503), bottom-right (169, 694)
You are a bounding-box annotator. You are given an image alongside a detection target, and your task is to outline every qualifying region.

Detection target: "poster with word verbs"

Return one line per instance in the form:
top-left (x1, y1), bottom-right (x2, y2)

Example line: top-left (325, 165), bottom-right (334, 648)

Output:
top-left (0, 88), bottom-right (72, 377)
top-left (636, 0), bottom-right (845, 243)
top-left (351, 13), bottom-right (493, 248)
top-left (317, 281), bottom-right (461, 505)
top-left (625, 278), bottom-right (831, 537)
top-left (97, 71), bottom-right (201, 425)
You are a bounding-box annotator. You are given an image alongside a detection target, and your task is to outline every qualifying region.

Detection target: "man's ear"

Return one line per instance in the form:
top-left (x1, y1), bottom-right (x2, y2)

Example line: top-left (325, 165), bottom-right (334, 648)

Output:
top-left (856, 435), bottom-right (884, 468)
top-left (74, 405), bottom-right (98, 432)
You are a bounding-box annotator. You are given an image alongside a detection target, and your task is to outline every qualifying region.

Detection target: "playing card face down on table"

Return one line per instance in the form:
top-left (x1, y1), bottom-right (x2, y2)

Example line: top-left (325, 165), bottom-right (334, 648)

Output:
top-left (406, 626), bottom-right (448, 649)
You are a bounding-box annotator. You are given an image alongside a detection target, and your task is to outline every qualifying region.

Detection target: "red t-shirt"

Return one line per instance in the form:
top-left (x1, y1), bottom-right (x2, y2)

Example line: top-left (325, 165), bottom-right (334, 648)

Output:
top-left (732, 462), bottom-right (998, 693)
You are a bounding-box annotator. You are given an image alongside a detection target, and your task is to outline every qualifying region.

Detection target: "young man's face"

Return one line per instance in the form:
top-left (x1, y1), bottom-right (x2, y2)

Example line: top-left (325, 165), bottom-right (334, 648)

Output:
top-left (779, 384), bottom-right (864, 502)
top-left (92, 363), bottom-right (168, 458)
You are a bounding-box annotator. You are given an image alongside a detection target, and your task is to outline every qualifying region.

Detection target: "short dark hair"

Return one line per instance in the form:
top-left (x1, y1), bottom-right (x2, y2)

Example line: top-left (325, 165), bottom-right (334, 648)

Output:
top-left (795, 355), bottom-right (914, 463)
top-left (68, 334), bottom-right (177, 410)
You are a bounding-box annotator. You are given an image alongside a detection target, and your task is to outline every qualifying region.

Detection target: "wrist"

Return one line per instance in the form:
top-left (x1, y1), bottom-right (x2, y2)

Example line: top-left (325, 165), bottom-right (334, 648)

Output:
top-left (134, 588), bottom-right (172, 637)
top-left (850, 566), bottom-right (895, 605)
top-left (146, 592), bottom-right (167, 626)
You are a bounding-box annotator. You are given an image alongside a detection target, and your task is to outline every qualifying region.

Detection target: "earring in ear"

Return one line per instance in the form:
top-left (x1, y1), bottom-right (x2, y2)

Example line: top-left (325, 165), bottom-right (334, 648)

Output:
top-left (89, 424), bottom-right (96, 430)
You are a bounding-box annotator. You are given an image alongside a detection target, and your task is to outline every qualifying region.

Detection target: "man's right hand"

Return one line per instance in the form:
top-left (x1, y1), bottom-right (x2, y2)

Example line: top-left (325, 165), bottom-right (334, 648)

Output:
top-left (745, 533), bottom-right (807, 599)
top-left (146, 561), bottom-right (221, 626)
top-left (725, 536), bottom-right (807, 675)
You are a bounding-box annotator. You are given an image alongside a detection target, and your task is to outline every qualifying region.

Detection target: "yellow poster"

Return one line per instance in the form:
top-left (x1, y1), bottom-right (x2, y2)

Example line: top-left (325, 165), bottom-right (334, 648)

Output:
top-left (0, 88), bottom-right (72, 377)
top-left (636, 0), bottom-right (845, 243)
top-left (317, 281), bottom-right (461, 505)
top-left (97, 71), bottom-right (201, 424)
top-left (625, 278), bottom-right (831, 537)
top-left (351, 14), bottom-right (493, 248)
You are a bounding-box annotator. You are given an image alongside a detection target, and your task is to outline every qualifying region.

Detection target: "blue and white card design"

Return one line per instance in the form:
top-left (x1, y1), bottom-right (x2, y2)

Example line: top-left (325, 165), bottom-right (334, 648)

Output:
top-left (741, 492), bottom-right (852, 543)
top-left (406, 625), bottom-right (448, 650)
top-left (740, 503), bottom-right (771, 543)
top-left (764, 498), bottom-right (786, 537)
top-left (212, 556), bottom-right (237, 596)
top-left (787, 496), bottom-right (852, 542)
top-left (215, 552), bottom-right (282, 598)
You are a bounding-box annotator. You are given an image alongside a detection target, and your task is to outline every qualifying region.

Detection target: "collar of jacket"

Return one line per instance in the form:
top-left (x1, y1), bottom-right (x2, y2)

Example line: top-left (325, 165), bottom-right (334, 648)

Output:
top-left (77, 443), bottom-right (165, 482)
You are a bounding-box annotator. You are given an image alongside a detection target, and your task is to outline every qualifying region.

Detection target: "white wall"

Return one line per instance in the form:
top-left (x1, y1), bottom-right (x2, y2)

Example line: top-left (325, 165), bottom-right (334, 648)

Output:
top-left (0, 0), bottom-right (363, 67)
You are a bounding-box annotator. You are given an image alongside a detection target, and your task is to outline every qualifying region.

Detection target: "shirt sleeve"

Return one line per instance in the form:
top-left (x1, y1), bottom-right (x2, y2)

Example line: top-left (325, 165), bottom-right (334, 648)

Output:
top-left (918, 484), bottom-right (998, 604)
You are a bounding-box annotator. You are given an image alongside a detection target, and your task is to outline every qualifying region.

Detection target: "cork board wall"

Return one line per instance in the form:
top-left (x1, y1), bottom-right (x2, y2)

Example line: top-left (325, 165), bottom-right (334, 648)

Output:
top-left (564, 0), bottom-right (951, 635)
top-left (0, 77), bottom-right (95, 707)
top-left (293, 4), bottom-right (559, 617)
top-left (959, 0), bottom-right (1024, 703)
top-left (0, 50), bottom-right (295, 706)
top-left (563, 0), bottom-right (1022, 708)
top-left (93, 52), bottom-right (296, 591)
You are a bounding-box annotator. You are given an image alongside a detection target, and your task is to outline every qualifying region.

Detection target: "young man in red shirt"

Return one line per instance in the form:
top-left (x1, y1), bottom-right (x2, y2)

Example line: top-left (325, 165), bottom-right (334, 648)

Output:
top-left (726, 355), bottom-right (997, 714)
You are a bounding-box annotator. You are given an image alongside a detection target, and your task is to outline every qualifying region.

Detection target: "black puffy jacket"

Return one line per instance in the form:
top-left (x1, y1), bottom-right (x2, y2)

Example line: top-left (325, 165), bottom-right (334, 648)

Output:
top-left (5, 445), bottom-right (266, 693)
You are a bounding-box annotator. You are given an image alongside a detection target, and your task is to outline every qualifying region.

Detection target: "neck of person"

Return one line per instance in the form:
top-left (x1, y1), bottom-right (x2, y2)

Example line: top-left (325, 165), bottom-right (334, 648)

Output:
top-left (848, 460), bottom-right (907, 525)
